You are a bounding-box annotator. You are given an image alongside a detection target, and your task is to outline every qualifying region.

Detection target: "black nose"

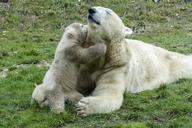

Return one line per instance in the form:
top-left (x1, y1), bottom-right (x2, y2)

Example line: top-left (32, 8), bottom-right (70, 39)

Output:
top-left (88, 8), bottom-right (96, 14)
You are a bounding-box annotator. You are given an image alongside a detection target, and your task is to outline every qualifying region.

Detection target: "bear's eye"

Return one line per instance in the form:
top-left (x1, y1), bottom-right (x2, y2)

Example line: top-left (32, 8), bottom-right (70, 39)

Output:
top-left (81, 25), bottom-right (84, 28)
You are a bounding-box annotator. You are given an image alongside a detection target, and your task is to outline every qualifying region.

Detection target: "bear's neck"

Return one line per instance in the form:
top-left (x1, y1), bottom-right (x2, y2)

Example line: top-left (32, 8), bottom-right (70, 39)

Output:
top-left (104, 37), bottom-right (128, 71)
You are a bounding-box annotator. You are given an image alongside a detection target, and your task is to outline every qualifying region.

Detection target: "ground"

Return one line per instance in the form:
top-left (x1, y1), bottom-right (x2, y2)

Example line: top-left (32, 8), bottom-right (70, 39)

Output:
top-left (0, 0), bottom-right (192, 127)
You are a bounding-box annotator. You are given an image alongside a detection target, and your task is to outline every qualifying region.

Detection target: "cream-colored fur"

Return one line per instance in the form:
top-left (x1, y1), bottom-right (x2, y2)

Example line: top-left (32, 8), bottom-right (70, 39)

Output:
top-left (76, 6), bottom-right (192, 116)
top-left (32, 23), bottom-right (106, 113)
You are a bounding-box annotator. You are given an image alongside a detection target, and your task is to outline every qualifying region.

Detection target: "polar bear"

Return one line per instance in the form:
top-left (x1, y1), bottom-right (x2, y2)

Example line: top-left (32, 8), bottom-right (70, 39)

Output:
top-left (76, 6), bottom-right (192, 116)
top-left (32, 23), bottom-right (106, 113)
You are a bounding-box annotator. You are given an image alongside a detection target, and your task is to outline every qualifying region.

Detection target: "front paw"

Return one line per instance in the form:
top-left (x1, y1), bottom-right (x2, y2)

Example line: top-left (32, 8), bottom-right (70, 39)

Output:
top-left (76, 97), bottom-right (96, 116)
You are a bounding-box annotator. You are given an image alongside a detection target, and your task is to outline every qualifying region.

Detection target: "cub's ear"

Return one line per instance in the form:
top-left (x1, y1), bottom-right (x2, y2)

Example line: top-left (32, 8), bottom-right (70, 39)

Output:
top-left (123, 26), bottom-right (133, 38)
top-left (64, 27), bottom-right (69, 32)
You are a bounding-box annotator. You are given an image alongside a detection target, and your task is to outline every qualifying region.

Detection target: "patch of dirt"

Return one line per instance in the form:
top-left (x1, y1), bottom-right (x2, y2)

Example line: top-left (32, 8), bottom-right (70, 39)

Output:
top-left (0, 60), bottom-right (50, 78)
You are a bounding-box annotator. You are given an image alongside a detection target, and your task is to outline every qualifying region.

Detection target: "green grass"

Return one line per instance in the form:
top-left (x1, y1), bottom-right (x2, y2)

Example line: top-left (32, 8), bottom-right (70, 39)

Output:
top-left (0, 0), bottom-right (192, 127)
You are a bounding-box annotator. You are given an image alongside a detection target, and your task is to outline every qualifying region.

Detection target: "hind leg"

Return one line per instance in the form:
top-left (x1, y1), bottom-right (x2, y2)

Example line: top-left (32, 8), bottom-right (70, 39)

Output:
top-left (168, 53), bottom-right (192, 81)
top-left (47, 85), bottom-right (65, 114)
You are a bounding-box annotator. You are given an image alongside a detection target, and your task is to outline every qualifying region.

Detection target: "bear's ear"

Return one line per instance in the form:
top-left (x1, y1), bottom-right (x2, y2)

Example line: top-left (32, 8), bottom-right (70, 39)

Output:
top-left (123, 26), bottom-right (133, 38)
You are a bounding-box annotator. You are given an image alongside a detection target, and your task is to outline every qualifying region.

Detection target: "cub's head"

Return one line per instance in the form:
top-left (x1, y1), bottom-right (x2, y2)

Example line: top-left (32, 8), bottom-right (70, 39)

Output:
top-left (87, 6), bottom-right (132, 42)
top-left (64, 23), bottom-right (88, 44)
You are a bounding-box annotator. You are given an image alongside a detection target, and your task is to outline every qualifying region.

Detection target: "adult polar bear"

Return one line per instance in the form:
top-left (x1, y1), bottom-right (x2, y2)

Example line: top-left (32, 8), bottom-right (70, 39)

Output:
top-left (76, 6), bottom-right (192, 116)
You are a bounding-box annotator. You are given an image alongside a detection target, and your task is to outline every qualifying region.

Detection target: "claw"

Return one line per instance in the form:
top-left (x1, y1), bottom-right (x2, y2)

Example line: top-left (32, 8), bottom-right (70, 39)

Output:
top-left (79, 100), bottom-right (89, 105)
top-left (76, 97), bottom-right (93, 116)
top-left (77, 111), bottom-right (87, 117)
top-left (76, 107), bottom-right (85, 111)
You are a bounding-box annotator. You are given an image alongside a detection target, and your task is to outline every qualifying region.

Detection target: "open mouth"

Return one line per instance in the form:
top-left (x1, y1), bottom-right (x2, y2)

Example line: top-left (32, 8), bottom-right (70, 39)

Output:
top-left (88, 15), bottom-right (100, 25)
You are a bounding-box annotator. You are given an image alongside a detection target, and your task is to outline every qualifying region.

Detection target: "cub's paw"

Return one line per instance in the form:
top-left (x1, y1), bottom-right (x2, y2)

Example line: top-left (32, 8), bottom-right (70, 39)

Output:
top-left (50, 106), bottom-right (64, 114)
top-left (39, 99), bottom-right (48, 108)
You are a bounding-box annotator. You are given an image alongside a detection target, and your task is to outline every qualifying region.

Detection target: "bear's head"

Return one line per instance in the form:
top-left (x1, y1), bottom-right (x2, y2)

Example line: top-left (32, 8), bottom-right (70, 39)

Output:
top-left (87, 6), bottom-right (132, 43)
top-left (64, 23), bottom-right (88, 45)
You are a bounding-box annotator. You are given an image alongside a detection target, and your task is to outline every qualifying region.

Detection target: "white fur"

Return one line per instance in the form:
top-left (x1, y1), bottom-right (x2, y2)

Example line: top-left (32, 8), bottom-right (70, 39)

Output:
top-left (77, 6), bottom-right (192, 116)
top-left (125, 39), bottom-right (192, 93)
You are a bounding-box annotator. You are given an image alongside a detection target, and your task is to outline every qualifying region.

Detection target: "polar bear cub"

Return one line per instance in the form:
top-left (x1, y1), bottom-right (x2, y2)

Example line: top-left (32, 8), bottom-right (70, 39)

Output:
top-left (32, 23), bottom-right (106, 113)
